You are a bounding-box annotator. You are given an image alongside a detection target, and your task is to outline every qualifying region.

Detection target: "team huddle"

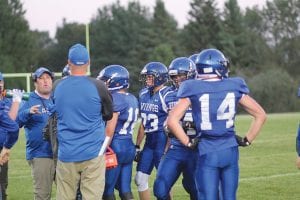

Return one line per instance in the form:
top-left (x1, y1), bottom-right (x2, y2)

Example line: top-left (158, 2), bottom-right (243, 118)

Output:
top-left (0, 44), bottom-right (267, 200)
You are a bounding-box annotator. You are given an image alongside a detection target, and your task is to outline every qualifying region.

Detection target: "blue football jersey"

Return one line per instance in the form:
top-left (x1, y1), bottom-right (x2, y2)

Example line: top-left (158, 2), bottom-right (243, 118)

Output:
top-left (139, 86), bottom-right (170, 133)
top-left (178, 77), bottom-right (249, 155)
top-left (111, 92), bottom-right (139, 139)
top-left (163, 87), bottom-right (197, 147)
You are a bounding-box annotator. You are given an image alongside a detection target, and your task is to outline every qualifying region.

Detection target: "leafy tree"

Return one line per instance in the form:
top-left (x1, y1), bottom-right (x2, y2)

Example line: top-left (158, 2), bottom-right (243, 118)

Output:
top-left (181, 0), bottom-right (222, 54)
top-left (30, 30), bottom-right (54, 68)
top-left (220, 0), bottom-right (271, 76)
top-left (0, 0), bottom-right (36, 73)
top-left (0, 0), bottom-right (42, 90)
top-left (90, 1), bottom-right (153, 94)
top-left (219, 0), bottom-right (245, 71)
top-left (242, 7), bottom-right (273, 72)
top-left (151, 0), bottom-right (178, 63)
top-left (149, 44), bottom-right (175, 64)
top-left (248, 68), bottom-right (298, 113)
top-left (263, 0), bottom-right (300, 45)
top-left (262, 0), bottom-right (300, 76)
top-left (45, 20), bottom-right (86, 72)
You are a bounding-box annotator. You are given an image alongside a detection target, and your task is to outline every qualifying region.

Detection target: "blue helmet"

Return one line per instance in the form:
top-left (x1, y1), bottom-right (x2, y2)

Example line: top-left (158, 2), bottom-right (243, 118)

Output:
top-left (168, 57), bottom-right (196, 81)
top-left (188, 53), bottom-right (199, 64)
top-left (62, 65), bottom-right (70, 77)
top-left (140, 62), bottom-right (169, 88)
top-left (196, 49), bottom-right (229, 78)
top-left (97, 65), bottom-right (129, 91)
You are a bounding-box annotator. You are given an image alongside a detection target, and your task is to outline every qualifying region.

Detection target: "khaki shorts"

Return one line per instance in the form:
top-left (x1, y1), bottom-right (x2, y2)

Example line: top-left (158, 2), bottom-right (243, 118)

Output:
top-left (56, 155), bottom-right (105, 200)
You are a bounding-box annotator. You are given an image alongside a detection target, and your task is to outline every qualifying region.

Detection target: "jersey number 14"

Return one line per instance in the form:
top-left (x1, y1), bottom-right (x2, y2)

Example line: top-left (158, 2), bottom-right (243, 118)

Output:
top-left (199, 92), bottom-right (235, 130)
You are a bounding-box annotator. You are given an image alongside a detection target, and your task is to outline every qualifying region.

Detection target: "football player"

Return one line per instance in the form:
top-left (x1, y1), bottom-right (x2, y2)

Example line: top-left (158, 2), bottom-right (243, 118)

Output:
top-left (153, 57), bottom-right (198, 200)
top-left (167, 49), bottom-right (266, 200)
top-left (296, 88), bottom-right (300, 169)
top-left (135, 62), bottom-right (170, 200)
top-left (0, 72), bottom-right (23, 200)
top-left (98, 65), bottom-right (139, 200)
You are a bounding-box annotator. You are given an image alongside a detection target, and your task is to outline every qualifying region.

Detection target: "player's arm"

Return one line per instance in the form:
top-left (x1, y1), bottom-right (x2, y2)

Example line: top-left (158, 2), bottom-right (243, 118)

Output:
top-left (105, 112), bottom-right (119, 144)
top-left (0, 147), bottom-right (11, 165)
top-left (0, 111), bottom-right (20, 165)
top-left (0, 109), bottom-right (19, 134)
top-left (134, 122), bottom-right (145, 162)
top-left (167, 98), bottom-right (191, 147)
top-left (16, 99), bottom-right (41, 127)
top-left (8, 89), bottom-right (24, 120)
top-left (8, 102), bottom-right (20, 120)
top-left (136, 122), bottom-right (145, 147)
top-left (239, 94), bottom-right (267, 143)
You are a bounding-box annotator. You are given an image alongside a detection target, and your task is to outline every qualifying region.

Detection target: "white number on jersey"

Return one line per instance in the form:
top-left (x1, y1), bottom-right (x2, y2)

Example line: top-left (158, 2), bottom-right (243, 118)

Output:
top-left (141, 113), bottom-right (159, 132)
top-left (119, 107), bottom-right (139, 135)
top-left (199, 92), bottom-right (235, 130)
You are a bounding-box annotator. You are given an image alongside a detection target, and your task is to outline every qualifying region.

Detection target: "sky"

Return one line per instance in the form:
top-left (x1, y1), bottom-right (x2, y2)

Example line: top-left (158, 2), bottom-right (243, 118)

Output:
top-left (21, 0), bottom-right (266, 38)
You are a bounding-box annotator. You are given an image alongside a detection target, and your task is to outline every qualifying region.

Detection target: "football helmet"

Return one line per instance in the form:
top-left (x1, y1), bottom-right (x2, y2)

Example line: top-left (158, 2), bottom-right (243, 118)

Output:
top-left (139, 62), bottom-right (169, 89)
top-left (97, 64), bottom-right (129, 91)
top-left (168, 57), bottom-right (196, 88)
top-left (62, 65), bottom-right (70, 77)
top-left (188, 53), bottom-right (199, 64)
top-left (196, 49), bottom-right (229, 78)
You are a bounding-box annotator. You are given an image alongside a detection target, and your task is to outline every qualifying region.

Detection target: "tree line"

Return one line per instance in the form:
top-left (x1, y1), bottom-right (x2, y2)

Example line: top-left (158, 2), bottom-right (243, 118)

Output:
top-left (0, 0), bottom-right (299, 113)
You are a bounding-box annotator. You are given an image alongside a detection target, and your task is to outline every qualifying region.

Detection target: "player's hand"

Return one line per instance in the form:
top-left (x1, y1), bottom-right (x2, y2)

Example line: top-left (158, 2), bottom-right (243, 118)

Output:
top-left (235, 135), bottom-right (251, 147)
top-left (30, 105), bottom-right (41, 114)
top-left (186, 137), bottom-right (199, 149)
top-left (182, 121), bottom-right (196, 131)
top-left (163, 123), bottom-right (170, 136)
top-left (296, 157), bottom-right (300, 169)
top-left (163, 123), bottom-right (174, 138)
top-left (134, 145), bottom-right (141, 162)
top-left (12, 89), bottom-right (23, 103)
top-left (0, 147), bottom-right (10, 165)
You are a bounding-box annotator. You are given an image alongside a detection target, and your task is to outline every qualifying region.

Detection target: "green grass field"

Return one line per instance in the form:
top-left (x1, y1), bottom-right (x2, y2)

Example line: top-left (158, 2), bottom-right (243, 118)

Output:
top-left (6, 113), bottom-right (300, 199)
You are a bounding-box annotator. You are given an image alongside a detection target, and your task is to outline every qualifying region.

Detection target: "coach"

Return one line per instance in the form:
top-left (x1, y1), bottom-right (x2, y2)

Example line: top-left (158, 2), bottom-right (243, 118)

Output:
top-left (53, 43), bottom-right (113, 200)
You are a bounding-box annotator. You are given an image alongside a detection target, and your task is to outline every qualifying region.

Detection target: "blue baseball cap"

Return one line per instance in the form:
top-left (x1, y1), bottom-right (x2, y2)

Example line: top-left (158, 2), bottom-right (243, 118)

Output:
top-left (33, 67), bottom-right (54, 81)
top-left (0, 72), bottom-right (3, 81)
top-left (68, 43), bottom-right (89, 66)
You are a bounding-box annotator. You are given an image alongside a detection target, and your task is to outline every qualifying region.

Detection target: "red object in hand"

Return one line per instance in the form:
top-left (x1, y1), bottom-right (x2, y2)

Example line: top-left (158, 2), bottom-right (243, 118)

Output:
top-left (105, 147), bottom-right (118, 169)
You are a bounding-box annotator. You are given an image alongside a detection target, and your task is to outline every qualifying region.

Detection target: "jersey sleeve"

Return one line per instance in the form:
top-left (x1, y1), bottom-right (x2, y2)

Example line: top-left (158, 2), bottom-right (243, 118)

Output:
top-left (159, 87), bottom-right (172, 113)
top-left (0, 108), bottom-right (20, 148)
top-left (298, 87), bottom-right (300, 97)
top-left (139, 88), bottom-right (148, 98)
top-left (231, 77), bottom-right (250, 95)
top-left (88, 78), bottom-right (113, 121)
top-left (177, 80), bottom-right (196, 98)
top-left (112, 93), bottom-right (126, 113)
top-left (16, 101), bottom-right (32, 128)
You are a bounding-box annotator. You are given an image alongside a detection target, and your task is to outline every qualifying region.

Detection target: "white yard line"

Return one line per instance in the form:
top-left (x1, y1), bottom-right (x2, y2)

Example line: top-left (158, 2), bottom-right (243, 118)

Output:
top-left (240, 172), bottom-right (300, 182)
top-left (9, 175), bottom-right (31, 179)
top-left (130, 172), bottom-right (300, 192)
